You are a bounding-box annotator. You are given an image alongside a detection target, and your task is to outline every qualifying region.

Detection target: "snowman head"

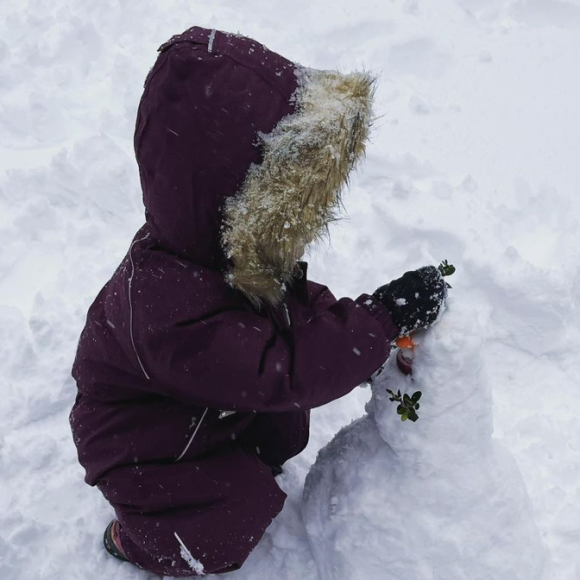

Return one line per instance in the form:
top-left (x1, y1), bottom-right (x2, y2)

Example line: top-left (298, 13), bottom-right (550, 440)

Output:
top-left (367, 295), bottom-right (494, 467)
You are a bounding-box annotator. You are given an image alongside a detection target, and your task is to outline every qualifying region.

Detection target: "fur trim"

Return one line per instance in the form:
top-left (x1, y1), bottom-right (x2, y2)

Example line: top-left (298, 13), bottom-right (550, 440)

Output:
top-left (220, 65), bottom-right (379, 307)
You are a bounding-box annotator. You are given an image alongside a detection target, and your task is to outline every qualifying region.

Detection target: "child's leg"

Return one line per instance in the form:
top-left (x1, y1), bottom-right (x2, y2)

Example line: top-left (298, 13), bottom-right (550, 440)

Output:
top-left (115, 514), bottom-right (241, 576)
top-left (238, 409), bottom-right (310, 467)
top-left (97, 442), bottom-right (287, 576)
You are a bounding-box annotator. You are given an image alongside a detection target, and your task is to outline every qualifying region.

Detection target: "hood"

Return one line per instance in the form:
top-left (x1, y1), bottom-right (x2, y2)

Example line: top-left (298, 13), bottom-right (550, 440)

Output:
top-left (135, 26), bottom-right (378, 307)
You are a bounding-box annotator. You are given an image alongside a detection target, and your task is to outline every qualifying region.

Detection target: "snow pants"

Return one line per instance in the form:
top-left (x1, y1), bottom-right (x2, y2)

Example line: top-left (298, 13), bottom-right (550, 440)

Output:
top-left (96, 410), bottom-right (310, 577)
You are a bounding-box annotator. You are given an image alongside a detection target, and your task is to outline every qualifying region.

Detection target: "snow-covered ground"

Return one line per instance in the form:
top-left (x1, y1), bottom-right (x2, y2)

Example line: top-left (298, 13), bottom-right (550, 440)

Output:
top-left (1, 1), bottom-right (579, 578)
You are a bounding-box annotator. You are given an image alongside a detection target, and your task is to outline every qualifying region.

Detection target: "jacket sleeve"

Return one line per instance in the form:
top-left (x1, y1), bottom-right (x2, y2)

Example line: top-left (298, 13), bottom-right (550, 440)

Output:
top-left (138, 283), bottom-right (399, 413)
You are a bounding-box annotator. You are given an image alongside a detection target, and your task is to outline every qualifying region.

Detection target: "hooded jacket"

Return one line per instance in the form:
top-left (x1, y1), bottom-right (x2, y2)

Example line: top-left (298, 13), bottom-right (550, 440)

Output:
top-left (69, 25), bottom-right (399, 576)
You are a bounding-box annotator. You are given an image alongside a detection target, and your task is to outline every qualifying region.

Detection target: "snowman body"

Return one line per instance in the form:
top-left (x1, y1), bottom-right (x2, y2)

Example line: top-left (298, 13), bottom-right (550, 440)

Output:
top-left (302, 297), bottom-right (549, 580)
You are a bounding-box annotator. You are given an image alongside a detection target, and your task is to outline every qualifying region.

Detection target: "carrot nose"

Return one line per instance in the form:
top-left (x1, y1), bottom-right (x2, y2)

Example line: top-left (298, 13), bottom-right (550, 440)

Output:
top-left (395, 335), bottom-right (416, 350)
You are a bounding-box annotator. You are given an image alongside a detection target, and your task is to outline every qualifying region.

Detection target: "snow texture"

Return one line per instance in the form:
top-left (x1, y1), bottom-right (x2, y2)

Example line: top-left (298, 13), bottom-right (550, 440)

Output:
top-left (175, 532), bottom-right (206, 575)
top-left (302, 295), bottom-right (549, 580)
top-left (1, 1), bottom-right (580, 579)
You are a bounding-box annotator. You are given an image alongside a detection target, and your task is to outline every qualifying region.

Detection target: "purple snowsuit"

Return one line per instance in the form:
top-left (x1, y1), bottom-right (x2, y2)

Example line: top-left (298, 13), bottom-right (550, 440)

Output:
top-left (70, 25), bottom-right (399, 577)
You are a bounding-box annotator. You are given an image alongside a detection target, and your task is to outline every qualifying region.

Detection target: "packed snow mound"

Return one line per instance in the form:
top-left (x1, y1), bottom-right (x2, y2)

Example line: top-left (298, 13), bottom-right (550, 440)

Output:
top-left (302, 295), bottom-right (549, 580)
top-left (372, 295), bottom-right (493, 461)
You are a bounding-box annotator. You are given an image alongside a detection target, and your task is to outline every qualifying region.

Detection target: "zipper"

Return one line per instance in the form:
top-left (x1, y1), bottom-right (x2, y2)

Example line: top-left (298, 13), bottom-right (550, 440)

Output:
top-left (265, 301), bottom-right (292, 330)
top-left (282, 303), bottom-right (292, 327)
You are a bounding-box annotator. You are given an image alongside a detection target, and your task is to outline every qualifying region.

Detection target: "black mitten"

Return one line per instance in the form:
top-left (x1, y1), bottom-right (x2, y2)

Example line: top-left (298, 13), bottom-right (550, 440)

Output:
top-left (373, 266), bottom-right (447, 336)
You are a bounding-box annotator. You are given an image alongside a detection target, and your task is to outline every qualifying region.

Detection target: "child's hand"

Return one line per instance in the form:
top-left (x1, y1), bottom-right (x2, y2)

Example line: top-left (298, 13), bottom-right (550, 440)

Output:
top-left (372, 266), bottom-right (447, 336)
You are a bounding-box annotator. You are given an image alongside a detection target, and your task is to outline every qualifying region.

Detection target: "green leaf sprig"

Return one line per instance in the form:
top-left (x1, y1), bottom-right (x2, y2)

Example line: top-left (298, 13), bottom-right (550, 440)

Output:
top-left (438, 259), bottom-right (456, 288)
top-left (438, 259), bottom-right (456, 277)
top-left (386, 389), bottom-right (422, 422)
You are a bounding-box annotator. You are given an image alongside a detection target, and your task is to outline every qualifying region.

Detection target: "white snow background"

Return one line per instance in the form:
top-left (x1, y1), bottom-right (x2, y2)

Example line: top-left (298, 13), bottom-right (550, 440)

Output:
top-left (1, 0), bottom-right (580, 578)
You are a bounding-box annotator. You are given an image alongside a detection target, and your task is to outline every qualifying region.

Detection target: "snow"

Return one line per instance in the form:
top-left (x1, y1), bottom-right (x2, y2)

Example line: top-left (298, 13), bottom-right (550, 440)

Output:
top-left (303, 295), bottom-right (549, 580)
top-left (175, 532), bottom-right (206, 575)
top-left (1, 1), bottom-right (580, 579)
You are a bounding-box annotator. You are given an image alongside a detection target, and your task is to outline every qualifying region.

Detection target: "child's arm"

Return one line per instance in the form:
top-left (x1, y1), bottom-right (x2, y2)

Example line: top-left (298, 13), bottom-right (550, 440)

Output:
top-left (137, 281), bottom-right (399, 413)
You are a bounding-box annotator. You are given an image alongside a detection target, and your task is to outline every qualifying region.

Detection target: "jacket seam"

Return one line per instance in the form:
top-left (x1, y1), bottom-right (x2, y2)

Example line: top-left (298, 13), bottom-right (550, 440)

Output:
top-left (128, 232), bottom-right (152, 380)
top-left (218, 51), bottom-right (291, 101)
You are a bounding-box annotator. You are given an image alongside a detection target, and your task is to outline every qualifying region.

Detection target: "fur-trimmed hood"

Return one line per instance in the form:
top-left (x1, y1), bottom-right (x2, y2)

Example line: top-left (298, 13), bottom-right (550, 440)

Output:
top-left (136, 26), bottom-right (378, 307)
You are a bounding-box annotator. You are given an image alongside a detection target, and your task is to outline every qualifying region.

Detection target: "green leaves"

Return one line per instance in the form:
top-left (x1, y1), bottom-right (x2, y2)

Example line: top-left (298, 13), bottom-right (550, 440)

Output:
top-left (386, 389), bottom-right (422, 422)
top-left (438, 259), bottom-right (456, 277)
top-left (438, 259), bottom-right (456, 289)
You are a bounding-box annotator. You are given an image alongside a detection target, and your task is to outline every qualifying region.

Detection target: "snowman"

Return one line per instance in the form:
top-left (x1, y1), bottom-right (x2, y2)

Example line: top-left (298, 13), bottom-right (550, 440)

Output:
top-left (302, 295), bottom-right (549, 580)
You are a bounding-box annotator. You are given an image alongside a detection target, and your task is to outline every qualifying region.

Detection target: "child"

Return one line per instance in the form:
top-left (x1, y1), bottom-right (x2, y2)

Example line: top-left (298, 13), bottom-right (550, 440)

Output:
top-left (70, 25), bottom-right (446, 577)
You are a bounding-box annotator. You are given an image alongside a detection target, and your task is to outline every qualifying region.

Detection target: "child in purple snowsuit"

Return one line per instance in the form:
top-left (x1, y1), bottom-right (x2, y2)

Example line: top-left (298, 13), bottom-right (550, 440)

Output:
top-left (70, 25), bottom-right (446, 577)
